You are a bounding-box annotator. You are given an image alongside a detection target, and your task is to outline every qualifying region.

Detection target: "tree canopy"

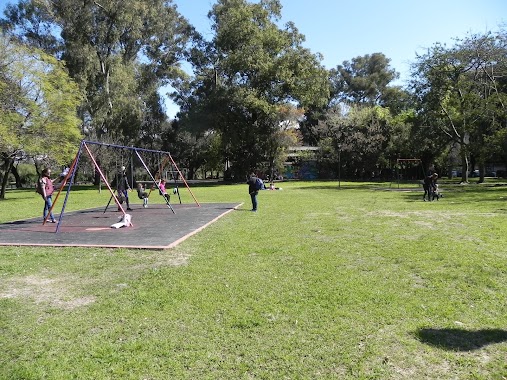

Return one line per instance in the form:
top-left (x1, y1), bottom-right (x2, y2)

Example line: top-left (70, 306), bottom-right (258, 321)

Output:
top-left (1, 0), bottom-right (506, 185)
top-left (411, 31), bottom-right (507, 182)
top-left (0, 34), bottom-right (82, 198)
top-left (2, 0), bottom-right (194, 146)
top-left (330, 53), bottom-right (399, 106)
top-left (173, 0), bottom-right (329, 178)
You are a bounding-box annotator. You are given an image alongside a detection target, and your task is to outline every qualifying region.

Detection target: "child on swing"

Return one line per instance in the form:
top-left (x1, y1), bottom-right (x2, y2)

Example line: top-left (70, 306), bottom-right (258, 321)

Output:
top-left (158, 179), bottom-right (171, 203)
top-left (137, 183), bottom-right (149, 208)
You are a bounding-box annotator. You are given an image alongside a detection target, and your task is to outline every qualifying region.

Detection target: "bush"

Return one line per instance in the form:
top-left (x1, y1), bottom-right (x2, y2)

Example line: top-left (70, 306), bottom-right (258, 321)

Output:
top-left (16, 163), bottom-right (38, 186)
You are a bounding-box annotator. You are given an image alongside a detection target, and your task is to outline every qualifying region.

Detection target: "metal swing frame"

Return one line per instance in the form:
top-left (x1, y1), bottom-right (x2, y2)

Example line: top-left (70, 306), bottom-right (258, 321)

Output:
top-left (44, 140), bottom-right (200, 233)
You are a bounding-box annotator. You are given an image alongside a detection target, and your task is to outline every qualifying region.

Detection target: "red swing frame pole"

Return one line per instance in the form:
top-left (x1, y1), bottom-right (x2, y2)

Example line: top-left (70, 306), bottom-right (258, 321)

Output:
top-left (83, 142), bottom-right (126, 216)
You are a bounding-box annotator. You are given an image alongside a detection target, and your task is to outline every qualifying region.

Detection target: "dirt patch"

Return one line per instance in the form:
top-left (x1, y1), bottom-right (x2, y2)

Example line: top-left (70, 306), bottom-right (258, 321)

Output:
top-left (0, 274), bottom-right (95, 310)
top-left (413, 221), bottom-right (437, 229)
top-left (0, 250), bottom-right (191, 310)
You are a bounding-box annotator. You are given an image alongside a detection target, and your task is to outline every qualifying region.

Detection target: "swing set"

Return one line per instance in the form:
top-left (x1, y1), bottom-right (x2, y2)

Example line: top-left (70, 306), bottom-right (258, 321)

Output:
top-left (44, 140), bottom-right (200, 233)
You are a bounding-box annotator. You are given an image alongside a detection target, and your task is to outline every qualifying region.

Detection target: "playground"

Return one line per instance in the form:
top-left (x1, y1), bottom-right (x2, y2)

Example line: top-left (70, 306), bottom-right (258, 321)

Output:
top-left (0, 202), bottom-right (240, 249)
top-left (0, 140), bottom-right (242, 249)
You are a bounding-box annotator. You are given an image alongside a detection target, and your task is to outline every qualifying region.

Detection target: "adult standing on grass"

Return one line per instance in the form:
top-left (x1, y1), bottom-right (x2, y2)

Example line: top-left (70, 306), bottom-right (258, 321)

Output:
top-left (247, 173), bottom-right (259, 212)
top-left (39, 168), bottom-right (56, 223)
top-left (430, 173), bottom-right (439, 200)
top-left (423, 172), bottom-right (438, 201)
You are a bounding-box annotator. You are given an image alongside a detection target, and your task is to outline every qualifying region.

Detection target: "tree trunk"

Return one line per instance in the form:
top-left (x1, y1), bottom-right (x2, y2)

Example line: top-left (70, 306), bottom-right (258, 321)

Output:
top-left (11, 165), bottom-right (22, 188)
top-left (469, 154), bottom-right (476, 178)
top-left (461, 154), bottom-right (469, 183)
top-left (460, 133), bottom-right (470, 184)
top-left (94, 159), bottom-right (102, 186)
top-left (478, 162), bottom-right (485, 184)
top-left (0, 156), bottom-right (14, 199)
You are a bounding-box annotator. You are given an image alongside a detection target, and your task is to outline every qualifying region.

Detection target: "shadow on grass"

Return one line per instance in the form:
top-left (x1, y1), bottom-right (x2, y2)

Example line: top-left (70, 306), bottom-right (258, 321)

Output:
top-left (416, 327), bottom-right (507, 351)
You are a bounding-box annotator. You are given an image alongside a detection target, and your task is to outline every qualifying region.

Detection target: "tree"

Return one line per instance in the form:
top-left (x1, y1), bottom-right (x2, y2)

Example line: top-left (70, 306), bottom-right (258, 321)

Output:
top-left (161, 123), bottom-right (214, 180)
top-left (264, 104), bottom-right (302, 179)
top-left (317, 105), bottom-right (392, 179)
top-left (2, 0), bottom-right (194, 145)
top-left (303, 53), bottom-right (405, 179)
top-left (0, 34), bottom-right (82, 198)
top-left (330, 53), bottom-right (399, 106)
top-left (411, 31), bottom-right (507, 183)
top-left (174, 0), bottom-right (329, 179)
top-left (0, 0), bottom-right (62, 55)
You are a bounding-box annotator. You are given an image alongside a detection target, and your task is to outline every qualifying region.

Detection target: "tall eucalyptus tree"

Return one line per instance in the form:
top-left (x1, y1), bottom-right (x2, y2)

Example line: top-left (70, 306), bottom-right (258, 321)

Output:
top-left (2, 0), bottom-right (194, 146)
top-left (175, 0), bottom-right (329, 178)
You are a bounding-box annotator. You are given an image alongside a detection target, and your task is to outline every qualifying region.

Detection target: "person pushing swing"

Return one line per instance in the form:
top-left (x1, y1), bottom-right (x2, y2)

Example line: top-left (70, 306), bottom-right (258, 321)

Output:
top-left (115, 166), bottom-right (132, 211)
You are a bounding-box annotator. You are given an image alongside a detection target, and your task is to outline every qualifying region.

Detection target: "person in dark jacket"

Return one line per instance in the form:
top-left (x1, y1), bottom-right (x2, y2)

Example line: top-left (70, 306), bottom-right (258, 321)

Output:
top-left (115, 166), bottom-right (132, 211)
top-left (247, 173), bottom-right (259, 212)
top-left (423, 173), bottom-right (438, 201)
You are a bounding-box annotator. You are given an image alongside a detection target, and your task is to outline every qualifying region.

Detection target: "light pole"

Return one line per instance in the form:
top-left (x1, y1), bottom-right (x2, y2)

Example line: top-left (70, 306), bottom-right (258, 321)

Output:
top-left (338, 145), bottom-right (341, 189)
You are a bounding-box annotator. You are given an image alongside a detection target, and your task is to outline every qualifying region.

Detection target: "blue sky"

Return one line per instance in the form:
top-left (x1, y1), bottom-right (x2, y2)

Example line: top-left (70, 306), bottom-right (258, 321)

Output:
top-left (1, 0), bottom-right (505, 117)
top-left (174, 0), bottom-right (506, 79)
top-left (170, 0), bottom-right (506, 117)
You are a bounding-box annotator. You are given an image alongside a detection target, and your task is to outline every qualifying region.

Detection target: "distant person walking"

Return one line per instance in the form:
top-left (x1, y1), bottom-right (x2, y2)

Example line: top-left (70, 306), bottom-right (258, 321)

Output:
top-left (423, 172), bottom-right (438, 201)
top-left (39, 168), bottom-right (56, 223)
top-left (430, 173), bottom-right (439, 200)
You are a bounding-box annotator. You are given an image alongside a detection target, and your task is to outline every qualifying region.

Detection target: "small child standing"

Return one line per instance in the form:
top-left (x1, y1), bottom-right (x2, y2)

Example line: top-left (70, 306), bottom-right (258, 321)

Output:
top-left (432, 184), bottom-right (443, 200)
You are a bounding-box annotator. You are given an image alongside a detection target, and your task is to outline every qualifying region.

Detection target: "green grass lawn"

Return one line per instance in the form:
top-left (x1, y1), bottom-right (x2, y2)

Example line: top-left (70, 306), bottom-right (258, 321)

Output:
top-left (1, 180), bottom-right (507, 379)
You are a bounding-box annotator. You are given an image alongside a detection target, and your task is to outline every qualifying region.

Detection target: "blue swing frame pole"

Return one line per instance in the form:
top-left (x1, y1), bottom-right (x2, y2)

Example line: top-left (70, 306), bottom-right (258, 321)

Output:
top-left (55, 141), bottom-right (126, 232)
top-left (53, 140), bottom-right (84, 232)
top-left (43, 141), bottom-right (81, 230)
